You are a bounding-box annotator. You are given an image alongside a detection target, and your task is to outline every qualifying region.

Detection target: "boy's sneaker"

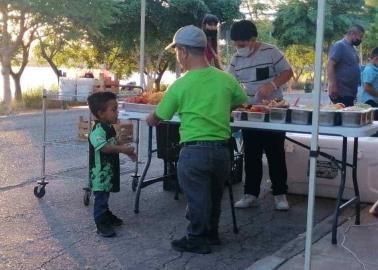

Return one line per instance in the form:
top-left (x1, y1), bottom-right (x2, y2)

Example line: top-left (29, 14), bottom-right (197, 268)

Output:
top-left (96, 214), bottom-right (116, 237)
top-left (96, 222), bottom-right (116, 237)
top-left (171, 236), bottom-right (211, 254)
top-left (234, 194), bottom-right (257, 208)
top-left (274, 194), bottom-right (290, 211)
top-left (107, 211), bottom-right (123, 226)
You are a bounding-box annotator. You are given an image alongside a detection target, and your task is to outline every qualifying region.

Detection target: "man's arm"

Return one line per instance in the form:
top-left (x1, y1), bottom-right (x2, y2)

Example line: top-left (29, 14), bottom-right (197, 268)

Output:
top-left (146, 111), bottom-right (162, 126)
top-left (256, 69), bottom-right (293, 100)
top-left (327, 59), bottom-right (338, 97)
top-left (363, 83), bottom-right (378, 97)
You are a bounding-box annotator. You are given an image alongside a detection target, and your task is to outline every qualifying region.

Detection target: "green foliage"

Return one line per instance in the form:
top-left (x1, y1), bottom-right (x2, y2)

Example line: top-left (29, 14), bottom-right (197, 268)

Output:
top-left (285, 45), bottom-right (315, 82)
top-left (273, 0), bottom-right (366, 49)
top-left (91, 0), bottom-right (241, 89)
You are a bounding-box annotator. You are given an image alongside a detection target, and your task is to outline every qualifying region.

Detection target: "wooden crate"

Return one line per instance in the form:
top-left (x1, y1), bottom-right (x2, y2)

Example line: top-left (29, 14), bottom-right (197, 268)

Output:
top-left (78, 116), bottom-right (133, 143)
top-left (114, 122), bottom-right (133, 144)
top-left (78, 116), bottom-right (94, 141)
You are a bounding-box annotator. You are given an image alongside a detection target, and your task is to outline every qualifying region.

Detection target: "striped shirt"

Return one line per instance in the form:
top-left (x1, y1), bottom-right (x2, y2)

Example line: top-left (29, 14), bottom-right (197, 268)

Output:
top-left (227, 42), bottom-right (291, 104)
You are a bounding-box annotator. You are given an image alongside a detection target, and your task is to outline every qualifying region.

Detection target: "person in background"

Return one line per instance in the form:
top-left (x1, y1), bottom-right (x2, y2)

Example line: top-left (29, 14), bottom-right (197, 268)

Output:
top-left (327, 24), bottom-right (365, 107)
top-left (202, 14), bottom-right (222, 69)
top-left (147, 25), bottom-right (247, 254)
top-left (228, 20), bottom-right (293, 211)
top-left (360, 47), bottom-right (378, 108)
top-left (87, 92), bottom-right (137, 237)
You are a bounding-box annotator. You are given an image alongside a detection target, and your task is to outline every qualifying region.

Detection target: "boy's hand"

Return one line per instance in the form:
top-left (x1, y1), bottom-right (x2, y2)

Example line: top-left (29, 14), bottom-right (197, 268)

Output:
top-left (119, 145), bottom-right (137, 162)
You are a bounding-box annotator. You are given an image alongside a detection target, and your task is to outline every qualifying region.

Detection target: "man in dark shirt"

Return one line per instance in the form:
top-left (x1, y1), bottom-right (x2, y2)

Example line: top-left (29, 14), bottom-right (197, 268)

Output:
top-left (327, 24), bottom-right (364, 107)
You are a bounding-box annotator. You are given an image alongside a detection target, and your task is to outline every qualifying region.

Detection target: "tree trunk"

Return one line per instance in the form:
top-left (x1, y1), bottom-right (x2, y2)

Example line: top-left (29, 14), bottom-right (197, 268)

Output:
top-left (44, 56), bottom-right (60, 82)
top-left (154, 64), bottom-right (168, 92)
top-left (12, 73), bottom-right (22, 101)
top-left (39, 41), bottom-right (60, 82)
top-left (1, 57), bottom-right (12, 105)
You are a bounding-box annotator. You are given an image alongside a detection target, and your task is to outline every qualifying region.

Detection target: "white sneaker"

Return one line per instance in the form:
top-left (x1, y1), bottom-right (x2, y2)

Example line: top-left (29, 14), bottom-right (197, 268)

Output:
top-left (274, 194), bottom-right (290, 211)
top-left (234, 194), bottom-right (257, 208)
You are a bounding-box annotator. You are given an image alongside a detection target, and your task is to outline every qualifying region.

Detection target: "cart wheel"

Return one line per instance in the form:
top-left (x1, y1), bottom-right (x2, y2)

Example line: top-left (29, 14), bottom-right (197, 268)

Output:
top-left (83, 190), bottom-right (91, 206)
top-left (34, 185), bottom-right (46, 198)
top-left (131, 176), bottom-right (138, 192)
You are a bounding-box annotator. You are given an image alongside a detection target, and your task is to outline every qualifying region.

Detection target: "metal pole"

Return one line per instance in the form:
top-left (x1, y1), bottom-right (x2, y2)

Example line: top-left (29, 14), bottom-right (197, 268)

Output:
top-left (41, 89), bottom-right (47, 183)
top-left (139, 0), bottom-right (146, 88)
top-left (304, 0), bottom-right (326, 269)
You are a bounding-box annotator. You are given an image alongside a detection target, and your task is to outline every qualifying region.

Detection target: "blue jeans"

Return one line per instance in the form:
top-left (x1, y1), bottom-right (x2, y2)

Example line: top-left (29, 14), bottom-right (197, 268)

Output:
top-left (177, 144), bottom-right (231, 243)
top-left (93, 191), bottom-right (110, 222)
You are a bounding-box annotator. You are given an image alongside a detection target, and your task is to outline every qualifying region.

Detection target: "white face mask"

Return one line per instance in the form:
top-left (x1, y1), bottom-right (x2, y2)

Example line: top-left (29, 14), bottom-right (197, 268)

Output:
top-left (236, 47), bottom-right (251, 57)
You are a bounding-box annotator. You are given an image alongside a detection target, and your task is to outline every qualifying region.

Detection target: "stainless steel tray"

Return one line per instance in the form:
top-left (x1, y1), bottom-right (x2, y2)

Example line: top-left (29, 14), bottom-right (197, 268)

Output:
top-left (246, 111), bottom-right (267, 122)
top-left (232, 110), bottom-right (245, 121)
top-left (340, 110), bottom-right (367, 127)
top-left (290, 109), bottom-right (312, 125)
top-left (269, 108), bottom-right (287, 123)
top-left (319, 110), bottom-right (338, 126)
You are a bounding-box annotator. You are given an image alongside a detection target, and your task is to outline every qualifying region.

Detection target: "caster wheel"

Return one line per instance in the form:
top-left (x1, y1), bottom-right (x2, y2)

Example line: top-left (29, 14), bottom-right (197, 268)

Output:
top-left (34, 185), bottom-right (46, 198)
top-left (131, 176), bottom-right (138, 192)
top-left (83, 190), bottom-right (91, 206)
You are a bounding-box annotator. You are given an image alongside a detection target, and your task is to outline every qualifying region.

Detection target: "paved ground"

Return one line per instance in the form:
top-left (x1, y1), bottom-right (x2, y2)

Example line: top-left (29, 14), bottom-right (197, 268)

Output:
top-left (0, 108), bottom-right (341, 270)
top-left (277, 208), bottom-right (378, 270)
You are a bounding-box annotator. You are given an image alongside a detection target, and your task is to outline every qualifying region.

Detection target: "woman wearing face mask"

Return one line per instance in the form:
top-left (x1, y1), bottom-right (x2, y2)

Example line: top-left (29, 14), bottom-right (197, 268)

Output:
top-left (202, 14), bottom-right (222, 69)
top-left (227, 20), bottom-right (293, 211)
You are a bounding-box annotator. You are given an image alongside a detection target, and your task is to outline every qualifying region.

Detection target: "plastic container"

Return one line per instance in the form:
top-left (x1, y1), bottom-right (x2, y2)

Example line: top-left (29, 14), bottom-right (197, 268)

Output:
top-left (285, 134), bottom-right (378, 203)
top-left (58, 78), bottom-right (76, 101)
top-left (76, 78), bottom-right (95, 101)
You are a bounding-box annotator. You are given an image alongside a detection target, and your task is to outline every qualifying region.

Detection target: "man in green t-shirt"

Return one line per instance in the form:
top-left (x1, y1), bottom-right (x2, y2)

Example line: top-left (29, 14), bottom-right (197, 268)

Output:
top-left (147, 25), bottom-right (247, 254)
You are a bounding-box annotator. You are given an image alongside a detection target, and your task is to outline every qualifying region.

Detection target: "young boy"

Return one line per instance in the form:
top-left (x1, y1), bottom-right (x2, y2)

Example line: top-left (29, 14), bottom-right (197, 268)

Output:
top-left (87, 91), bottom-right (137, 237)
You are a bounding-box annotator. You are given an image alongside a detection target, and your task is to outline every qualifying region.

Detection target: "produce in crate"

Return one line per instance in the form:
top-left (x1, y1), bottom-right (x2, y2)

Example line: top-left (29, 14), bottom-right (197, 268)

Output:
top-left (147, 92), bottom-right (165, 105)
top-left (123, 91), bottom-right (165, 105)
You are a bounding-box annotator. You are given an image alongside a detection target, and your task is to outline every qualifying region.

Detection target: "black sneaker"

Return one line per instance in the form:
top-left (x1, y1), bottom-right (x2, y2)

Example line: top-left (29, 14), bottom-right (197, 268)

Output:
top-left (95, 214), bottom-right (116, 237)
top-left (107, 211), bottom-right (123, 226)
top-left (96, 222), bottom-right (116, 237)
top-left (171, 236), bottom-right (211, 254)
top-left (207, 233), bottom-right (221, 246)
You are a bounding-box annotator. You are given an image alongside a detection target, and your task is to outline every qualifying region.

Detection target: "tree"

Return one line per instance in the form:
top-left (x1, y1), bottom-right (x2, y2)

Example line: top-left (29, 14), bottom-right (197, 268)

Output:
top-left (362, 0), bottom-right (378, 58)
top-left (34, 0), bottom-right (118, 82)
top-left (10, 26), bottom-right (37, 101)
top-left (0, 1), bottom-right (36, 105)
top-left (98, 0), bottom-right (242, 91)
top-left (240, 0), bottom-right (280, 21)
top-left (272, 0), bottom-right (366, 51)
top-left (285, 45), bottom-right (315, 84)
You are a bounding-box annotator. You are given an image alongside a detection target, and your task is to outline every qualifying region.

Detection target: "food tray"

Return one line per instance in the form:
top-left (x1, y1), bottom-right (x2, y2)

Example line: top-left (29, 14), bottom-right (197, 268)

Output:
top-left (319, 110), bottom-right (339, 126)
top-left (269, 108), bottom-right (288, 123)
top-left (246, 111), bottom-right (268, 122)
top-left (232, 111), bottom-right (247, 121)
top-left (290, 108), bottom-right (312, 125)
top-left (340, 110), bottom-right (368, 127)
top-left (120, 102), bottom-right (156, 113)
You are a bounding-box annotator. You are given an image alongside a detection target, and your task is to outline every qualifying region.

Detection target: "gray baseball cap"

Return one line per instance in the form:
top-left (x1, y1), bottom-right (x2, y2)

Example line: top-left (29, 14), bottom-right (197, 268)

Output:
top-left (165, 25), bottom-right (207, 50)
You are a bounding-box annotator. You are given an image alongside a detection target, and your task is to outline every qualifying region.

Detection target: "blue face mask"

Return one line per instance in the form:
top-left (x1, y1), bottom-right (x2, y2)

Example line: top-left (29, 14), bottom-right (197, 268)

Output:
top-left (236, 47), bottom-right (251, 57)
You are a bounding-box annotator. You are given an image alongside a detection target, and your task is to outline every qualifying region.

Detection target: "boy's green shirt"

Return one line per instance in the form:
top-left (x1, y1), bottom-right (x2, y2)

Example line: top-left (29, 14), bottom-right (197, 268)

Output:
top-left (156, 66), bottom-right (247, 143)
top-left (89, 122), bottom-right (120, 192)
